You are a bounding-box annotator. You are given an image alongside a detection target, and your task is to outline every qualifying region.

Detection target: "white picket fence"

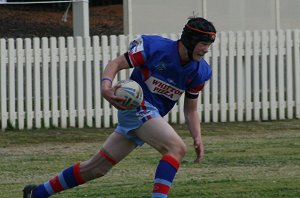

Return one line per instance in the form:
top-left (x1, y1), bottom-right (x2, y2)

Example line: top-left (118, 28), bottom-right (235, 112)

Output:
top-left (0, 29), bottom-right (300, 131)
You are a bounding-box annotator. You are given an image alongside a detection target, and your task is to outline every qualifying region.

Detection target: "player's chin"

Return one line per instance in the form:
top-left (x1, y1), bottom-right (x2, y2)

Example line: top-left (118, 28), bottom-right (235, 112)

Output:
top-left (193, 55), bottom-right (204, 62)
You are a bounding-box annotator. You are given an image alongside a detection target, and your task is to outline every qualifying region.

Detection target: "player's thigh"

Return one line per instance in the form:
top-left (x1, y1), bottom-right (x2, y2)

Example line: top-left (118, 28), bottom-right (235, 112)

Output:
top-left (134, 117), bottom-right (186, 157)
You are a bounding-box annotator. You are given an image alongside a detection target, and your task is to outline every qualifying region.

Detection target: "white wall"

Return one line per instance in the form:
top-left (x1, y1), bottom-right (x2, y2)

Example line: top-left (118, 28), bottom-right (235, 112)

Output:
top-left (123, 0), bottom-right (204, 35)
top-left (124, 0), bottom-right (300, 34)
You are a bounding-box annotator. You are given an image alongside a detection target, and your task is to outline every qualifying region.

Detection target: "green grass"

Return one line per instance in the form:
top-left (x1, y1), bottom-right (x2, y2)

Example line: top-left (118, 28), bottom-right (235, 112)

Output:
top-left (0, 120), bottom-right (300, 197)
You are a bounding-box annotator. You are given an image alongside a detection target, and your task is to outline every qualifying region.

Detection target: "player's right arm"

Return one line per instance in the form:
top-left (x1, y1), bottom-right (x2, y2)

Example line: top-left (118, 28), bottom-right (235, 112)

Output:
top-left (101, 54), bottom-right (131, 110)
top-left (101, 35), bottom-right (147, 109)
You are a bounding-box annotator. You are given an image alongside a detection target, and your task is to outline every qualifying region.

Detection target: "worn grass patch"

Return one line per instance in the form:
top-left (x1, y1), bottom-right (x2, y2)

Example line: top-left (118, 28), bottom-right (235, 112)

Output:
top-left (0, 120), bottom-right (299, 197)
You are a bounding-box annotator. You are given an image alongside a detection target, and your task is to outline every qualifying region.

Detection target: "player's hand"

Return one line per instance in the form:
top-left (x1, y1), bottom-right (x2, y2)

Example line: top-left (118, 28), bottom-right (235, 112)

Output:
top-left (193, 138), bottom-right (204, 163)
top-left (101, 84), bottom-right (128, 110)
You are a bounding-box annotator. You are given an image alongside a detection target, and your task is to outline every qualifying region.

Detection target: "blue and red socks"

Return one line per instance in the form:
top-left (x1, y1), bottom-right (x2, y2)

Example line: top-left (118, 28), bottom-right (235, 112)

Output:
top-left (33, 162), bottom-right (85, 197)
top-left (152, 155), bottom-right (180, 198)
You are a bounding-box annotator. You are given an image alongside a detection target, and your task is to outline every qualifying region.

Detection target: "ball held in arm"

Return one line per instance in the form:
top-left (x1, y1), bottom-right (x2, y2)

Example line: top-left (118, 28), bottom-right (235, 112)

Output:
top-left (115, 80), bottom-right (144, 109)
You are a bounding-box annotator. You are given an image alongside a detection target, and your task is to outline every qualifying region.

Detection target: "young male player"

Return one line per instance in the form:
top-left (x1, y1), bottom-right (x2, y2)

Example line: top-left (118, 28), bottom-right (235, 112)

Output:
top-left (23, 17), bottom-right (216, 198)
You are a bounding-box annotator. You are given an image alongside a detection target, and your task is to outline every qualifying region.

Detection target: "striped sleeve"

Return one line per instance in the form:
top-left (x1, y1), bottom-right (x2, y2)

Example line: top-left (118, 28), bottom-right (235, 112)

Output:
top-left (185, 84), bottom-right (204, 99)
top-left (127, 36), bottom-right (147, 67)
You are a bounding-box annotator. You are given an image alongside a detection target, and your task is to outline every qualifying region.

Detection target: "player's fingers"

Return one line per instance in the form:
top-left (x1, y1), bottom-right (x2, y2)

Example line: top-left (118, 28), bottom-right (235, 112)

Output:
top-left (111, 102), bottom-right (128, 110)
top-left (114, 96), bottom-right (127, 102)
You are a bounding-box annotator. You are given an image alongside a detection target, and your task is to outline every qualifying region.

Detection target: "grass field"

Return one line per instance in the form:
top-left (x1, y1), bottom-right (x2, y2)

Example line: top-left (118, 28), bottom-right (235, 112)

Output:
top-left (1, 119), bottom-right (300, 198)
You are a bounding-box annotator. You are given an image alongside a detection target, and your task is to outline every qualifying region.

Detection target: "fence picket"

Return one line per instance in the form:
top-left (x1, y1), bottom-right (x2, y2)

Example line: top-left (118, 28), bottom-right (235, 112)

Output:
top-left (50, 37), bottom-right (59, 127)
top-left (236, 31), bottom-right (244, 121)
top-left (8, 39), bottom-right (16, 128)
top-left (269, 30), bottom-right (277, 120)
top-left (0, 39), bottom-right (7, 130)
top-left (261, 31), bottom-right (269, 120)
top-left (285, 30), bottom-right (293, 119)
top-left (42, 37), bottom-right (50, 128)
top-left (84, 37), bottom-right (93, 127)
top-left (67, 37), bottom-right (76, 127)
top-left (228, 31), bottom-right (236, 122)
top-left (25, 38), bottom-right (33, 129)
top-left (16, 38), bottom-right (24, 129)
top-left (294, 30), bottom-right (300, 118)
top-left (219, 32), bottom-right (227, 122)
top-left (245, 31), bottom-right (252, 121)
top-left (277, 30), bottom-right (285, 119)
top-left (92, 36), bottom-right (102, 128)
top-left (75, 37), bottom-right (84, 128)
top-left (33, 38), bottom-right (42, 128)
top-left (101, 36), bottom-right (111, 128)
top-left (58, 37), bottom-right (67, 128)
top-left (211, 35), bottom-right (219, 122)
top-left (253, 31), bottom-right (260, 120)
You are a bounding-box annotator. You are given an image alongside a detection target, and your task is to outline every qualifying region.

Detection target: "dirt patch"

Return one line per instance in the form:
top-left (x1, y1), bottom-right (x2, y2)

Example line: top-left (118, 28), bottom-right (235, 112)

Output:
top-left (0, 4), bottom-right (123, 38)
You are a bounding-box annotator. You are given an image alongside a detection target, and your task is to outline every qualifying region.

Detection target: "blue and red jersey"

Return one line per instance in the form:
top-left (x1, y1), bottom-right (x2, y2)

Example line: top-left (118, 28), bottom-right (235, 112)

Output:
top-left (126, 35), bottom-right (212, 116)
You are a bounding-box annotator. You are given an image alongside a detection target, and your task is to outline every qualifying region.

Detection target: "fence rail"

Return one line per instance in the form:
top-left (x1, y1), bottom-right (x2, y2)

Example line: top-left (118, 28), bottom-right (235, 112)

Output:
top-left (0, 29), bottom-right (300, 130)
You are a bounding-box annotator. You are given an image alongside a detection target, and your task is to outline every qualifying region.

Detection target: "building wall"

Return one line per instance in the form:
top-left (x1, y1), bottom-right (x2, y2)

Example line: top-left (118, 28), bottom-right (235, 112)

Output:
top-left (124, 0), bottom-right (300, 34)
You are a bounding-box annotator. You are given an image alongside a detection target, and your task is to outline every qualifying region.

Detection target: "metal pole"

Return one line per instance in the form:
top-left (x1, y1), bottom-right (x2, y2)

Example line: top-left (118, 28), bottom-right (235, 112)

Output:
top-left (73, 0), bottom-right (89, 37)
top-left (123, 0), bottom-right (132, 35)
top-left (275, 0), bottom-right (280, 30)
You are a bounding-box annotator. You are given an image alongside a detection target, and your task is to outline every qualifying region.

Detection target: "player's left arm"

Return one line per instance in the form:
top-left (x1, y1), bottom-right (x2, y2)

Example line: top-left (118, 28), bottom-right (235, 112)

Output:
top-left (183, 96), bottom-right (204, 163)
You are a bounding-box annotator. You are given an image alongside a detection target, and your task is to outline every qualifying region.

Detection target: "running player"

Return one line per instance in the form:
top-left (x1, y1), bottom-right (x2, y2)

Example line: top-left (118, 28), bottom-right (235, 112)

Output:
top-left (23, 17), bottom-right (216, 198)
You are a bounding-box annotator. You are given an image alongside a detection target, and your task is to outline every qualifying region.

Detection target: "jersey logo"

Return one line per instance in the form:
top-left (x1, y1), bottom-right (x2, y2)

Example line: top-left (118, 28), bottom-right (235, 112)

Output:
top-left (154, 61), bottom-right (167, 71)
top-left (145, 77), bottom-right (184, 101)
top-left (129, 36), bottom-right (144, 54)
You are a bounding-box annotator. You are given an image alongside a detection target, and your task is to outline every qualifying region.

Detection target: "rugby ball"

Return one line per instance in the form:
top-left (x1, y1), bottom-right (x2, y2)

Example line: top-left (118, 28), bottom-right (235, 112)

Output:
top-left (115, 80), bottom-right (143, 109)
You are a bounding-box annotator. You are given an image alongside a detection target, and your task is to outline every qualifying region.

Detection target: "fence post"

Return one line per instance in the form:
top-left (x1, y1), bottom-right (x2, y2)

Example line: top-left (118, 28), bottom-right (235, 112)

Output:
top-left (73, 0), bottom-right (90, 37)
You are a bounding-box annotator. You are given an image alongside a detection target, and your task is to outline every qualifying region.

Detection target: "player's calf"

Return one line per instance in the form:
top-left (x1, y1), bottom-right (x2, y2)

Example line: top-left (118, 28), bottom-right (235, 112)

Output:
top-left (23, 149), bottom-right (118, 197)
top-left (80, 149), bottom-right (118, 181)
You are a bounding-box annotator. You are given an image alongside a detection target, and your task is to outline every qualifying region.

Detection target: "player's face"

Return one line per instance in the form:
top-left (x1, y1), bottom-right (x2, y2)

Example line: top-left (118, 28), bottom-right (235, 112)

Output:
top-left (192, 41), bottom-right (212, 61)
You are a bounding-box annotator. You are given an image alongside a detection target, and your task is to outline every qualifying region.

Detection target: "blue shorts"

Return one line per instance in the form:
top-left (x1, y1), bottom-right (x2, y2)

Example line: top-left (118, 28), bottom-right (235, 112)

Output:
top-left (115, 100), bottom-right (161, 146)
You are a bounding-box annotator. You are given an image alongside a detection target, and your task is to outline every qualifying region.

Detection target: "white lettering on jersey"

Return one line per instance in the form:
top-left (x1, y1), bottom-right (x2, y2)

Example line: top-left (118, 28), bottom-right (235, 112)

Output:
top-left (145, 77), bottom-right (184, 101)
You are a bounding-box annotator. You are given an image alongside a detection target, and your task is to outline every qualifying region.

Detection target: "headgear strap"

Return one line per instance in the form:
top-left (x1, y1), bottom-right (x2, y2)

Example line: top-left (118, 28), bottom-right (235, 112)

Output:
top-left (185, 24), bottom-right (216, 36)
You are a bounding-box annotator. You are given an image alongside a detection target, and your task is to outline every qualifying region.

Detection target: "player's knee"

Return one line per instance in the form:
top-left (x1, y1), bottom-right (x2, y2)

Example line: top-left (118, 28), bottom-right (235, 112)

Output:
top-left (168, 140), bottom-right (187, 160)
top-left (177, 141), bottom-right (187, 158)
